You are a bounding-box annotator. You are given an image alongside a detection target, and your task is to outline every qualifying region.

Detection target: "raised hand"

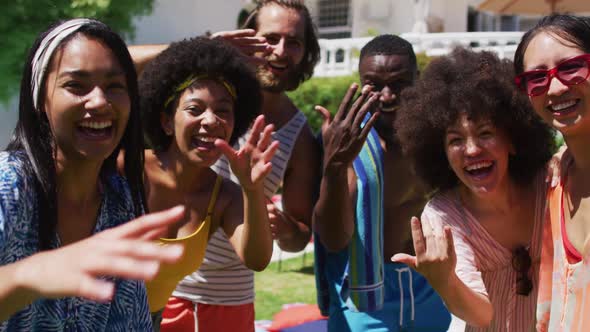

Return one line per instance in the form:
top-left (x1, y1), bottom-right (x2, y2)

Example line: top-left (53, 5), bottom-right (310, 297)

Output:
top-left (391, 216), bottom-right (457, 287)
top-left (16, 206), bottom-right (186, 303)
top-left (315, 83), bottom-right (380, 173)
top-left (211, 29), bottom-right (271, 65)
top-left (215, 115), bottom-right (279, 192)
top-left (266, 200), bottom-right (297, 241)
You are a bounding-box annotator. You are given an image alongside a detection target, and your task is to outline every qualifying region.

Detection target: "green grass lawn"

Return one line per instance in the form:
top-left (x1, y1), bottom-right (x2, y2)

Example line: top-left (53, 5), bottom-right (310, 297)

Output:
top-left (254, 253), bottom-right (317, 320)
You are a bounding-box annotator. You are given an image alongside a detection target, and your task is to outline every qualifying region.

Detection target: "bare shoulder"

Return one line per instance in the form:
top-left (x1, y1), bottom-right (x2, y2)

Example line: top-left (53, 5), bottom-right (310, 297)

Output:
top-left (142, 150), bottom-right (166, 182)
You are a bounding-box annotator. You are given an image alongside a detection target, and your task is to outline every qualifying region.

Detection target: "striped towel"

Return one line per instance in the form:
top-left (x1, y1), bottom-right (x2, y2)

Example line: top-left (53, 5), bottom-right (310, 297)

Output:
top-left (347, 120), bottom-right (385, 312)
top-left (315, 116), bottom-right (385, 314)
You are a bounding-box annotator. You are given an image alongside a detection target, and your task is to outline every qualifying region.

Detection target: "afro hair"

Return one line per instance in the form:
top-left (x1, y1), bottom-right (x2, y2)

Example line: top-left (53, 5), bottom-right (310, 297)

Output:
top-left (395, 46), bottom-right (555, 192)
top-left (139, 37), bottom-right (261, 151)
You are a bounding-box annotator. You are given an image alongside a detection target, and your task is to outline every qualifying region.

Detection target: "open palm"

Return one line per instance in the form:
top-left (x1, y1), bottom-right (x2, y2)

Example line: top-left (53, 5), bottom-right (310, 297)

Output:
top-left (215, 115), bottom-right (279, 191)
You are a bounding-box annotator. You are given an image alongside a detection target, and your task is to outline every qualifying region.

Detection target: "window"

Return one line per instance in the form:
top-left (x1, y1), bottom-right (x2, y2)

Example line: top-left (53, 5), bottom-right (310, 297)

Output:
top-left (317, 0), bottom-right (351, 39)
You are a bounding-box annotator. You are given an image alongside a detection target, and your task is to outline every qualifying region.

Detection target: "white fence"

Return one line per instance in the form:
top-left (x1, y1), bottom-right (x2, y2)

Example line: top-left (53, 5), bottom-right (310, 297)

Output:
top-left (315, 31), bottom-right (525, 77)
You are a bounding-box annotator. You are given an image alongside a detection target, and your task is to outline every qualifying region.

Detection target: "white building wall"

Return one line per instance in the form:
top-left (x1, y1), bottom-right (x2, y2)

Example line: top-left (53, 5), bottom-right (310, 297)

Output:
top-left (309, 0), bottom-right (472, 37)
top-left (131, 0), bottom-right (249, 44)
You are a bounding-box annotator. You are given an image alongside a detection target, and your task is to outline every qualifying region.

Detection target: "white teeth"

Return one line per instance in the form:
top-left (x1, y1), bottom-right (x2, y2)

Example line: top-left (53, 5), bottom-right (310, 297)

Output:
top-left (465, 161), bottom-right (492, 171)
top-left (269, 62), bottom-right (287, 69)
top-left (194, 136), bottom-right (217, 143)
top-left (550, 100), bottom-right (577, 111)
top-left (380, 106), bottom-right (399, 113)
top-left (79, 121), bottom-right (112, 129)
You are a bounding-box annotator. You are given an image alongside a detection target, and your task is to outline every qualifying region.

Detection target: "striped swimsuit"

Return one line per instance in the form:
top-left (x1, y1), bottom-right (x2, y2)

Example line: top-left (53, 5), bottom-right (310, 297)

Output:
top-left (423, 171), bottom-right (546, 331)
top-left (172, 110), bottom-right (306, 304)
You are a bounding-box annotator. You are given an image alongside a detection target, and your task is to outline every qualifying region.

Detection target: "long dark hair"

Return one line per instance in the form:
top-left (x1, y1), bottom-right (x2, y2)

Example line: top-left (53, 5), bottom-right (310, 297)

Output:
top-left (514, 14), bottom-right (590, 75)
top-left (7, 19), bottom-right (146, 250)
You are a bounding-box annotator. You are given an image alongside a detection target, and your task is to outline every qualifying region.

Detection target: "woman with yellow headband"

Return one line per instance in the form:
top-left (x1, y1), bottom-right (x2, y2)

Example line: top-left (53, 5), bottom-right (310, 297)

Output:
top-left (134, 37), bottom-right (276, 329)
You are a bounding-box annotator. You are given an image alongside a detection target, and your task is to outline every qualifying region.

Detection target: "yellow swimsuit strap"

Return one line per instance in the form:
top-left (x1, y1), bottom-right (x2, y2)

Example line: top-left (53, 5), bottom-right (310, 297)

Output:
top-left (205, 175), bottom-right (223, 220)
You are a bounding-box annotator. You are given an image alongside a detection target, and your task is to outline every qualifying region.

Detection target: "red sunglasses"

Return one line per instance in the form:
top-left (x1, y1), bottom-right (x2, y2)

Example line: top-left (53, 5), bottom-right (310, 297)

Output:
top-left (515, 54), bottom-right (590, 97)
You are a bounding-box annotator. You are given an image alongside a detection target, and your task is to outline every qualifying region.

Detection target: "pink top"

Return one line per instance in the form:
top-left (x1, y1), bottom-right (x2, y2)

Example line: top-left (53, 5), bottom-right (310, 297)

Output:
top-left (537, 151), bottom-right (590, 332)
top-left (423, 172), bottom-right (546, 332)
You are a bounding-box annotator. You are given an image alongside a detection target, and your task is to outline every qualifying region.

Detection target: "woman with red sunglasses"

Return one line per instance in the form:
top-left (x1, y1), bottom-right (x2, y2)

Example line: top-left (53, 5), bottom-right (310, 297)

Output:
top-left (514, 14), bottom-right (590, 332)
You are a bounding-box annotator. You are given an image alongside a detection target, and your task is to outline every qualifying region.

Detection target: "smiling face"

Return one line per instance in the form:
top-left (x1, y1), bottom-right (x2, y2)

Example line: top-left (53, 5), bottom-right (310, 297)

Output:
top-left (43, 35), bottom-right (130, 164)
top-left (523, 31), bottom-right (590, 137)
top-left (254, 3), bottom-right (306, 93)
top-left (359, 53), bottom-right (416, 139)
top-left (445, 113), bottom-right (514, 196)
top-left (163, 80), bottom-right (235, 166)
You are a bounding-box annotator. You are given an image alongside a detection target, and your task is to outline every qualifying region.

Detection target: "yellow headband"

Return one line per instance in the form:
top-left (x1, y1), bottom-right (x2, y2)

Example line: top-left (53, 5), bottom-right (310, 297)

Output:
top-left (163, 74), bottom-right (237, 108)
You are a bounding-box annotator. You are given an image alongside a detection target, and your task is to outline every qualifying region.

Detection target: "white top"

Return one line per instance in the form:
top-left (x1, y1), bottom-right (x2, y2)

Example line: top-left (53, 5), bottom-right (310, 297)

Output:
top-left (172, 110), bottom-right (307, 305)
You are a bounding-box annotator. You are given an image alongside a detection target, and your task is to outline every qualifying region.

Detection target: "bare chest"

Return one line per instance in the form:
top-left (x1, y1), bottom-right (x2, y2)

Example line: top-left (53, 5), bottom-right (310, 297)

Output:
top-left (475, 204), bottom-right (536, 250)
top-left (565, 196), bottom-right (590, 254)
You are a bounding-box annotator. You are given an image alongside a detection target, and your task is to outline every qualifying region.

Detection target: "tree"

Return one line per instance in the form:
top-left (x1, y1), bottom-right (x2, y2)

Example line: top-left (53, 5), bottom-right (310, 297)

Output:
top-left (0, 0), bottom-right (154, 103)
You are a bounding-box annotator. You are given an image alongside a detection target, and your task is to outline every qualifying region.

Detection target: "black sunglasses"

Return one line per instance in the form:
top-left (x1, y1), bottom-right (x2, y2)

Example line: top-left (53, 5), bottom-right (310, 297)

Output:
top-left (512, 246), bottom-right (533, 296)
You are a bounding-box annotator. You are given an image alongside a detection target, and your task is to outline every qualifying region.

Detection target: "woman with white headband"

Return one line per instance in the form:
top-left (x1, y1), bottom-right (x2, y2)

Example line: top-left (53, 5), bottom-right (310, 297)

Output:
top-left (0, 18), bottom-right (186, 330)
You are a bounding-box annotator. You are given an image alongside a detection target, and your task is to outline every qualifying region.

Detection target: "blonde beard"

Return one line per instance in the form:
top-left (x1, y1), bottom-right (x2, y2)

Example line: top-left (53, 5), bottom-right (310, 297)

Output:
top-left (256, 65), bottom-right (300, 92)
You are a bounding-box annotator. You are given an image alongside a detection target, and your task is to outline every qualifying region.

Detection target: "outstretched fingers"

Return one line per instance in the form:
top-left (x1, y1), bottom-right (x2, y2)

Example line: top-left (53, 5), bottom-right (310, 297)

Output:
top-left (211, 29), bottom-right (258, 39)
top-left (76, 276), bottom-right (115, 303)
top-left (314, 105), bottom-right (332, 134)
top-left (245, 115), bottom-right (266, 149)
top-left (344, 85), bottom-right (372, 125)
top-left (359, 110), bottom-right (380, 141)
top-left (444, 226), bottom-right (455, 257)
top-left (334, 83), bottom-right (359, 122)
top-left (411, 216), bottom-right (428, 257)
top-left (257, 124), bottom-right (275, 152)
top-left (103, 206), bottom-right (185, 240)
top-left (390, 253), bottom-right (417, 269)
top-left (261, 140), bottom-right (280, 164)
top-left (214, 139), bottom-right (238, 161)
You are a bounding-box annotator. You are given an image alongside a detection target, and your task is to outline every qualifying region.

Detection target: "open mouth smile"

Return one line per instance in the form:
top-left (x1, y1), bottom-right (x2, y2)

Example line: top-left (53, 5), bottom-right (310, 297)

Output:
top-left (191, 134), bottom-right (223, 151)
top-left (464, 160), bottom-right (495, 180)
top-left (547, 99), bottom-right (579, 117)
top-left (77, 120), bottom-right (113, 140)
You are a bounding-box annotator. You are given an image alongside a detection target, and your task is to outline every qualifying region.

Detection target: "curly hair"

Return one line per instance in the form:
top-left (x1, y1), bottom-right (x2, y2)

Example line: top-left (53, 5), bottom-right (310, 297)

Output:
top-left (243, 0), bottom-right (320, 86)
top-left (395, 47), bottom-right (555, 192)
top-left (359, 34), bottom-right (417, 71)
top-left (140, 37), bottom-right (261, 151)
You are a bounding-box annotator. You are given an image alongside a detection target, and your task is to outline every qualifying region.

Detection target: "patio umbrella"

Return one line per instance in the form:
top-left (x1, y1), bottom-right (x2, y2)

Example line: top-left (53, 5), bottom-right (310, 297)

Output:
top-left (477, 0), bottom-right (590, 15)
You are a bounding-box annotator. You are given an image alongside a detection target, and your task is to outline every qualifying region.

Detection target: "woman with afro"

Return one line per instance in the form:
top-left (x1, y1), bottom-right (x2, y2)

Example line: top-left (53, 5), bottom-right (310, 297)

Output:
top-left (391, 47), bottom-right (555, 331)
top-left (134, 37), bottom-right (277, 330)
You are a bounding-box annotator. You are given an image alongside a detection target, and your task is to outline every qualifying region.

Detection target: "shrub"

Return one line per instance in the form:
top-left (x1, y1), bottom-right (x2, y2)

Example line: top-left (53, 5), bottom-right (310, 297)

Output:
top-left (288, 74), bottom-right (358, 134)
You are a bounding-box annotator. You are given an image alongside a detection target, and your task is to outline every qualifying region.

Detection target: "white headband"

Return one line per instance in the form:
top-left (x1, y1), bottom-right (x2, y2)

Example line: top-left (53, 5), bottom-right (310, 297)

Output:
top-left (31, 18), bottom-right (92, 110)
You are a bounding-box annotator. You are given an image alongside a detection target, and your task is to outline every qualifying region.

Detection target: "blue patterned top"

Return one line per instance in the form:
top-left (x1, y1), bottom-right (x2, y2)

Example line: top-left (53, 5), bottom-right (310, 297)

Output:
top-left (0, 151), bottom-right (152, 331)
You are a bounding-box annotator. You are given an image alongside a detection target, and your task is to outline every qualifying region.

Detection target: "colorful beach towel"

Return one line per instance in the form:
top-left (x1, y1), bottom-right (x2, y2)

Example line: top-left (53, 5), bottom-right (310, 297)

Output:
top-left (315, 116), bottom-right (385, 313)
